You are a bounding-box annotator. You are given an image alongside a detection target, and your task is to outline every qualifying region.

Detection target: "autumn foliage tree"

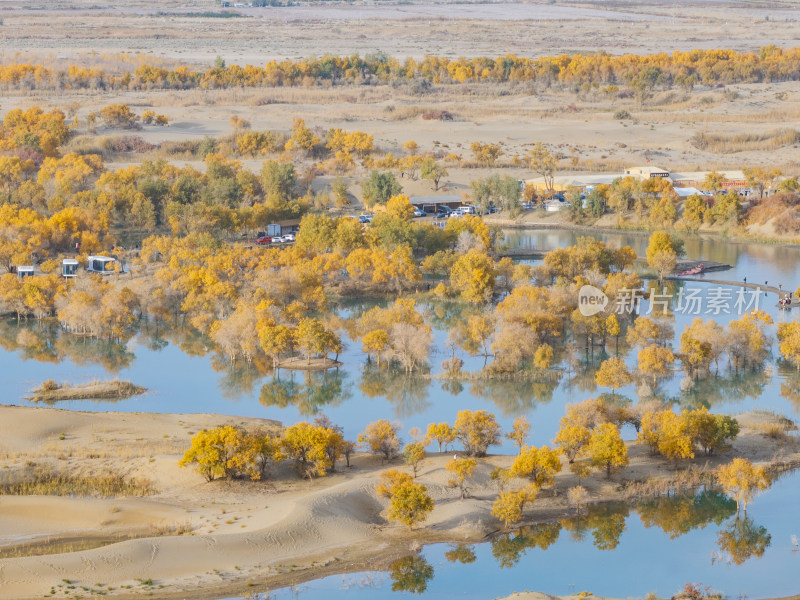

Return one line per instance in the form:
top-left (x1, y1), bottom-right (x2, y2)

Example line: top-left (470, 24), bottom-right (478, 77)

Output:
top-left (510, 443), bottom-right (562, 490)
top-left (777, 322), bottom-right (800, 370)
top-left (100, 104), bottom-right (140, 129)
top-left (506, 416), bottom-right (530, 452)
top-left (403, 441), bottom-right (427, 478)
top-left (491, 486), bottom-right (537, 529)
top-left (646, 231), bottom-right (684, 282)
top-left (179, 426), bottom-right (277, 482)
top-left (278, 421), bottom-right (341, 479)
top-left (387, 480), bottom-right (434, 530)
top-left (449, 249), bottom-right (496, 303)
top-left (359, 419), bottom-right (401, 460)
top-left (553, 422), bottom-right (592, 464)
top-left (587, 423), bottom-right (629, 478)
top-left (446, 457), bottom-right (477, 499)
top-left (716, 458), bottom-right (769, 516)
top-left (426, 422), bottom-right (456, 452)
top-left (453, 409), bottom-right (502, 457)
top-left (376, 468), bottom-right (414, 498)
top-left (595, 357), bottom-right (633, 397)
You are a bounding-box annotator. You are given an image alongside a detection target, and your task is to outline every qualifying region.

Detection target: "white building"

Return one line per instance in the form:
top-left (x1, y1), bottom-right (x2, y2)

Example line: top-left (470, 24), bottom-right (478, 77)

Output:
top-left (86, 256), bottom-right (117, 274)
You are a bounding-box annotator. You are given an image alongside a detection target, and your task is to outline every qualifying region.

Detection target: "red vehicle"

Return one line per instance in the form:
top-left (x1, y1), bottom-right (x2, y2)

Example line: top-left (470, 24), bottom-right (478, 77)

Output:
top-left (254, 236), bottom-right (272, 245)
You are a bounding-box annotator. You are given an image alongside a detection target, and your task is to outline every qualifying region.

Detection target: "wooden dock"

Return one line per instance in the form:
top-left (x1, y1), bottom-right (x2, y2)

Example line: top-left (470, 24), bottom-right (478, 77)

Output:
top-left (665, 276), bottom-right (797, 307)
top-left (498, 249), bottom-right (733, 275)
top-left (500, 248), bottom-right (794, 308)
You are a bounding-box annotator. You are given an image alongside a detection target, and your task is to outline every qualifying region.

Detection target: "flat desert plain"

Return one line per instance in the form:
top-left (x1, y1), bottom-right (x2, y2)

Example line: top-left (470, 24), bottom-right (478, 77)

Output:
top-left (0, 0), bottom-right (798, 181)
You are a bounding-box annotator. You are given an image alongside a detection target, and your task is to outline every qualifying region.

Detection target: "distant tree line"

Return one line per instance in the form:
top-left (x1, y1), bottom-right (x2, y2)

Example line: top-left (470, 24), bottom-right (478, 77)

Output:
top-left (1, 47), bottom-right (799, 91)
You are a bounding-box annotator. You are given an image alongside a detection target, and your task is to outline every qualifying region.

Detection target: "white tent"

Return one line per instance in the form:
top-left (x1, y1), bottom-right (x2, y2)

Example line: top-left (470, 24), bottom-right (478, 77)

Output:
top-left (674, 187), bottom-right (709, 198)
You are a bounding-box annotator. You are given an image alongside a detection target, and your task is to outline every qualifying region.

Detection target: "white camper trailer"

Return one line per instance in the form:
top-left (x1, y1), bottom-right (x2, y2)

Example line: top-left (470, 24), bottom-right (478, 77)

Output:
top-left (62, 258), bottom-right (79, 278)
top-left (86, 255), bottom-right (117, 274)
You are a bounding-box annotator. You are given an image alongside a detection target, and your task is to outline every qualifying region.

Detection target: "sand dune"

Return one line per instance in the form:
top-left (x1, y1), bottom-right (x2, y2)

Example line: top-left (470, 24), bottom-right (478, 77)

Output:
top-left (0, 406), bottom-right (797, 599)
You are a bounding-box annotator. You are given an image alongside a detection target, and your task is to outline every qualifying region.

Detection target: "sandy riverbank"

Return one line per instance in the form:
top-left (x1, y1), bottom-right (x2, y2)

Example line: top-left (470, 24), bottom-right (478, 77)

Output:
top-left (0, 406), bottom-right (797, 600)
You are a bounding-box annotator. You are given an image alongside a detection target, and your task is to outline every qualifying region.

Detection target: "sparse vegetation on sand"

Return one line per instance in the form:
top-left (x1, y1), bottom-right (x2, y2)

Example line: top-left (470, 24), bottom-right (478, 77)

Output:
top-left (0, 466), bottom-right (155, 497)
top-left (691, 129), bottom-right (800, 154)
top-left (27, 380), bottom-right (146, 402)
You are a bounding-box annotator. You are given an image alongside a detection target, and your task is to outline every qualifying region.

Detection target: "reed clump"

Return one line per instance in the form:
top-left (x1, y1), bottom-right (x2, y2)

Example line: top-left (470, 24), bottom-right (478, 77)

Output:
top-left (0, 467), bottom-right (156, 497)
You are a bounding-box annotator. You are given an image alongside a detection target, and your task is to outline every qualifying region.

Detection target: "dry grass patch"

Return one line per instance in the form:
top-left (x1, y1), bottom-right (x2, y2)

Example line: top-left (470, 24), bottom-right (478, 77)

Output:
top-left (0, 466), bottom-right (156, 497)
top-left (691, 128), bottom-right (800, 153)
top-left (622, 465), bottom-right (714, 500)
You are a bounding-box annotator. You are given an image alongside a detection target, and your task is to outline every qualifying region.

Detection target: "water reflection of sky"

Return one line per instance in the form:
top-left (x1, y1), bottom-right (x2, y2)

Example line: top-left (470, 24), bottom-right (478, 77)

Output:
top-left (2, 230), bottom-right (800, 448)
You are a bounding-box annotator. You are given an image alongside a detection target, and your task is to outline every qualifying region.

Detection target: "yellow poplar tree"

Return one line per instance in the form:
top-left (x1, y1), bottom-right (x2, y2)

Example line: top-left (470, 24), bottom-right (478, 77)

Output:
top-left (554, 423), bottom-right (591, 463)
top-left (426, 422), bottom-right (456, 452)
top-left (717, 458), bottom-right (769, 516)
top-left (358, 419), bottom-right (400, 460)
top-left (491, 485), bottom-right (537, 529)
top-left (505, 416), bottom-right (530, 452)
top-left (403, 441), bottom-right (427, 478)
top-left (445, 457), bottom-right (477, 499)
top-left (387, 481), bottom-right (434, 530)
top-left (595, 357), bottom-right (633, 397)
top-left (449, 249), bottom-right (496, 303)
top-left (638, 345), bottom-right (676, 383)
top-left (510, 444), bottom-right (562, 489)
top-left (587, 423), bottom-right (629, 478)
top-left (376, 468), bottom-right (414, 498)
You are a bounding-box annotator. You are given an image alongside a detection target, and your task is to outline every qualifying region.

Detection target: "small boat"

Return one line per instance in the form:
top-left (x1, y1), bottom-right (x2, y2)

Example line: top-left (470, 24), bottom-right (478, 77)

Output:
top-left (677, 263), bottom-right (704, 277)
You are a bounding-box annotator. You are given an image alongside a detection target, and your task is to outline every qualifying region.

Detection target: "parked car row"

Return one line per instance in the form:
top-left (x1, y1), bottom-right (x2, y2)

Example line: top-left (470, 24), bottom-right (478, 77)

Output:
top-left (425, 205), bottom-right (478, 219)
top-left (254, 232), bottom-right (295, 245)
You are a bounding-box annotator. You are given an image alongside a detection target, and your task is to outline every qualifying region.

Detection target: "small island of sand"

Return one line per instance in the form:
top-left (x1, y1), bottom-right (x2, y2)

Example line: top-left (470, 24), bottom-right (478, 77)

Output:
top-left (26, 380), bottom-right (147, 403)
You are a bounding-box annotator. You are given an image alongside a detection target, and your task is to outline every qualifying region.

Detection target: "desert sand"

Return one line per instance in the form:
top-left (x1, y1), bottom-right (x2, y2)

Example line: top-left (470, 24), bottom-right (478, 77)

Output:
top-left (0, 1), bottom-right (798, 177)
top-left (2, 0), bottom-right (800, 62)
top-left (0, 405), bottom-right (797, 600)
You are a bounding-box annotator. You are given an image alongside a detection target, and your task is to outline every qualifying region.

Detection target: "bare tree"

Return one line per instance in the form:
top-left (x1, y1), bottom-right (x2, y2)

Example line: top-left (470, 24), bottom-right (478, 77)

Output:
top-left (390, 323), bottom-right (432, 373)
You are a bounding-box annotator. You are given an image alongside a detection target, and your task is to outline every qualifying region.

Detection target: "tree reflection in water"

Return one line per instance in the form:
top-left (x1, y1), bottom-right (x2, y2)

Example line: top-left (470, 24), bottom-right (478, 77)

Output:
top-left (777, 360), bottom-right (800, 413)
top-left (0, 320), bottom-right (137, 371)
top-left (679, 369), bottom-right (770, 410)
top-left (259, 369), bottom-right (351, 416)
top-left (491, 522), bottom-right (562, 568)
top-left (0, 320), bottom-right (58, 363)
top-left (422, 300), bottom-right (472, 332)
top-left (469, 375), bottom-right (560, 415)
top-left (715, 516), bottom-right (771, 565)
top-left (55, 334), bottom-right (134, 372)
top-left (388, 554), bottom-right (434, 594)
top-left (487, 488), bottom-right (761, 570)
top-left (212, 355), bottom-right (272, 399)
top-left (444, 543), bottom-right (476, 564)
top-left (560, 503), bottom-right (628, 551)
top-left (440, 379), bottom-right (464, 397)
top-left (359, 366), bottom-right (430, 418)
top-left (637, 490), bottom-right (736, 539)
